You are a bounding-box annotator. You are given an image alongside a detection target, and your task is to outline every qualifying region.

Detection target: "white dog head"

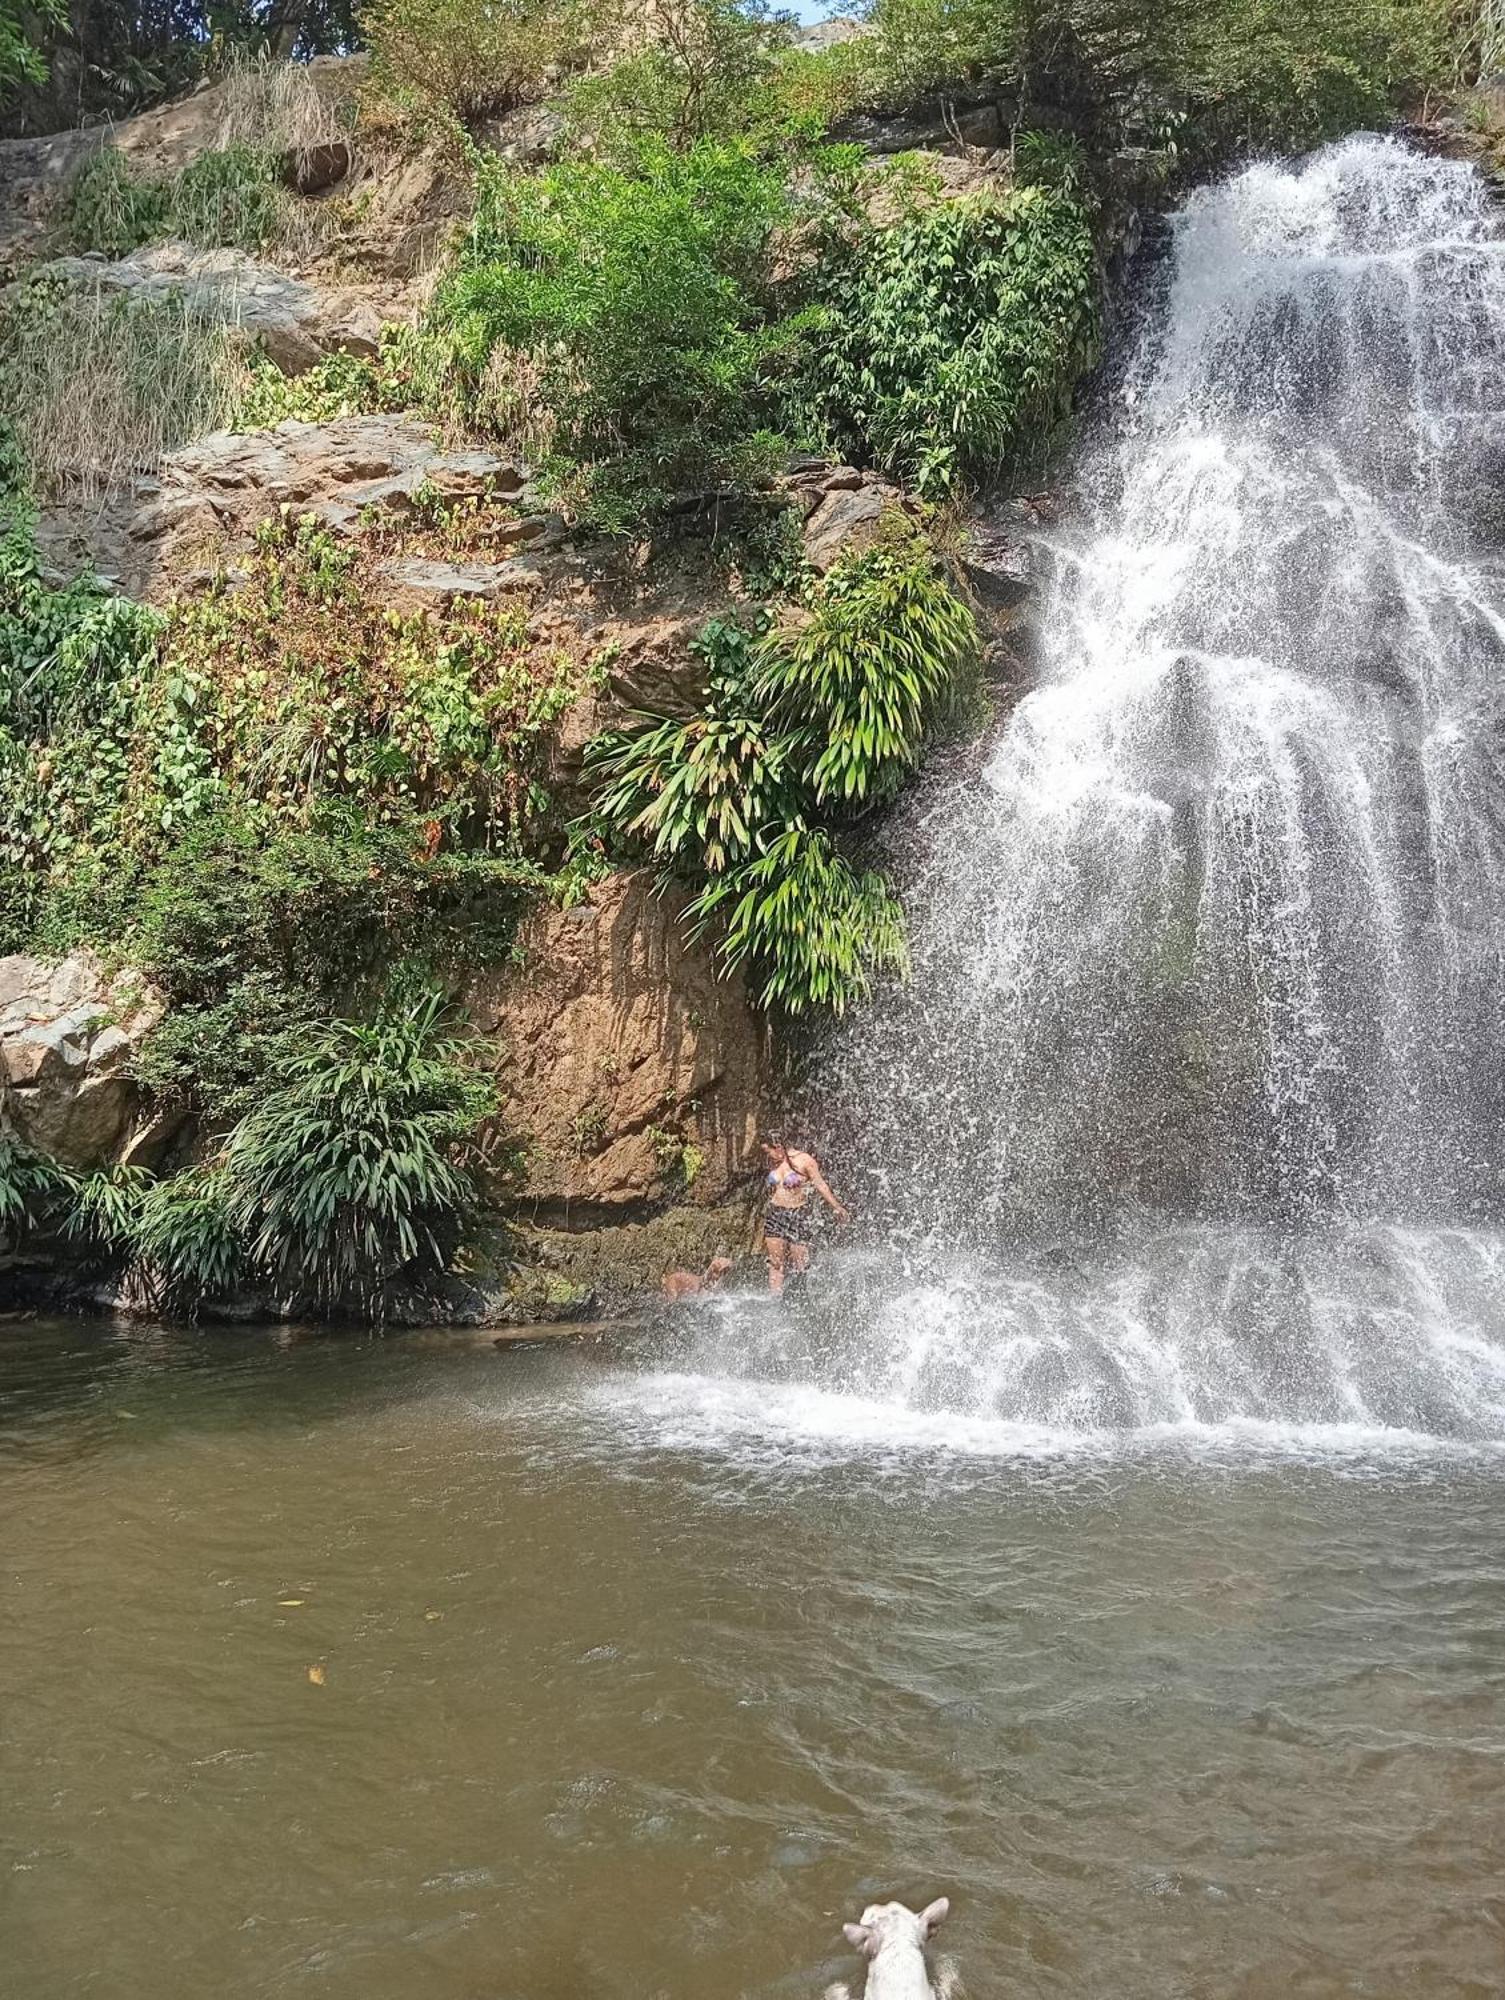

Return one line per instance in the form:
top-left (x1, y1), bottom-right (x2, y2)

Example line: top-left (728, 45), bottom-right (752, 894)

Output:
top-left (843, 1898), bottom-right (949, 1958)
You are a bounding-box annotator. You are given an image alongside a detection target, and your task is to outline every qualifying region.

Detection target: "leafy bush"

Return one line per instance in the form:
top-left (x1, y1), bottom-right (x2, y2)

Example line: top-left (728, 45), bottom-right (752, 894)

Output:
top-left (363, 0), bottom-right (597, 122)
top-left (149, 514), bottom-right (583, 843)
top-left (857, 0), bottom-right (1451, 154)
top-left (2, 0), bottom-right (62, 97)
top-left (61, 1164), bottom-right (150, 1261)
top-left (0, 493), bottom-right (560, 1135)
top-left (0, 1132), bottom-right (71, 1247)
top-left (232, 322), bottom-right (467, 432)
top-left (687, 824), bottom-right (908, 1012)
top-left (590, 614), bottom-right (797, 873)
top-left (63, 140), bottom-right (283, 255)
top-left (790, 181), bottom-right (1098, 499)
top-left (131, 1168), bottom-right (244, 1313)
top-left (588, 534), bottom-right (977, 1010)
top-left (222, 986), bottom-right (498, 1313)
top-left (444, 141), bottom-right (804, 527)
top-left (561, 0), bottom-right (796, 153)
top-left (170, 142), bottom-right (282, 249)
top-left (757, 542), bottom-right (980, 804)
top-left (62, 150), bottom-right (171, 255)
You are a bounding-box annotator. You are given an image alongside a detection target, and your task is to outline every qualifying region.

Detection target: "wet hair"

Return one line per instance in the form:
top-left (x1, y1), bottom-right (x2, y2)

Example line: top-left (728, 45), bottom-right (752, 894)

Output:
top-left (761, 1129), bottom-right (790, 1152)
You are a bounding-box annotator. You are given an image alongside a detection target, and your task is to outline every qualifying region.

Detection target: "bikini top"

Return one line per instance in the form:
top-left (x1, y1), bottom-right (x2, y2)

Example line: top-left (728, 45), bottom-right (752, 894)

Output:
top-left (768, 1163), bottom-right (806, 1190)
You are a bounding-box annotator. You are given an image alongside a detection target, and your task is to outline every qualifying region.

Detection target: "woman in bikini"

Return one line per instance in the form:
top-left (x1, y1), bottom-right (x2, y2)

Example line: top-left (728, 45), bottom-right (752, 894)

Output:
top-left (760, 1131), bottom-right (850, 1296)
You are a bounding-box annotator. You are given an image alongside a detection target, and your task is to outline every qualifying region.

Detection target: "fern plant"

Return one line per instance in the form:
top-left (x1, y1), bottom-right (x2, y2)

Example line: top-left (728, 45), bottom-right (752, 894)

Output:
top-left (587, 537), bottom-right (976, 1012)
top-left (587, 616), bottom-right (798, 874)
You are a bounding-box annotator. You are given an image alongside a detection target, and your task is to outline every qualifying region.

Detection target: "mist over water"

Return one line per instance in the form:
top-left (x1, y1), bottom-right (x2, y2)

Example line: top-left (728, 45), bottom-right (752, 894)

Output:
top-left (704, 137), bottom-right (1505, 1446)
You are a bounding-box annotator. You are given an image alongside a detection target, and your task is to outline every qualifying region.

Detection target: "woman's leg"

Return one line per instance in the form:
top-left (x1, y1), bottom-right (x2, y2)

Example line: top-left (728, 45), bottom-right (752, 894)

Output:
top-left (765, 1231), bottom-right (787, 1296)
top-left (790, 1242), bottom-right (812, 1280)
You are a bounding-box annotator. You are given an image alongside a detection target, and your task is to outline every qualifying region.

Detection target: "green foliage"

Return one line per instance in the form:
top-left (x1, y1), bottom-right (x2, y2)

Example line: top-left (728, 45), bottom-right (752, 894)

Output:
top-left (170, 142), bottom-right (283, 249)
top-left (1, 0), bottom-right (62, 98)
top-left (0, 491), bottom-right (562, 1150)
top-left (444, 141), bottom-right (804, 527)
top-left (61, 1163), bottom-right (151, 1261)
top-left (688, 824), bottom-right (908, 1013)
top-left (590, 613), bottom-right (798, 874)
top-left (561, 0), bottom-right (796, 153)
top-left (791, 181), bottom-right (1098, 498)
top-left (222, 985), bottom-right (498, 1314)
top-left (232, 322), bottom-right (466, 432)
top-left (63, 142), bottom-right (282, 255)
top-left (155, 513), bottom-right (581, 843)
top-left (0, 1132), bottom-right (71, 1245)
top-left (131, 1168), bottom-right (244, 1312)
top-left (4, 3), bottom-right (358, 134)
top-left (757, 541), bottom-right (979, 804)
top-left (364, 0), bottom-right (598, 122)
top-left (856, 0), bottom-right (1452, 154)
top-left (62, 150), bottom-right (172, 255)
top-left (589, 535), bottom-right (977, 1011)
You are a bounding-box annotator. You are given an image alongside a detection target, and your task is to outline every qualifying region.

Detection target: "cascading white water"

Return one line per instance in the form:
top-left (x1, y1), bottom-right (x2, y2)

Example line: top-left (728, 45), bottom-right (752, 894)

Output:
top-left (648, 137), bottom-right (1505, 1448)
top-left (842, 134), bottom-right (1505, 1239)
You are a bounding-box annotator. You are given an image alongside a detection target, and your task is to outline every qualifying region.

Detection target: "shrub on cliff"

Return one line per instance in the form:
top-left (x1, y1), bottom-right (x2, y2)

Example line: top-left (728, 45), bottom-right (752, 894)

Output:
top-left (855, 0), bottom-right (1452, 153)
top-left (443, 141), bottom-right (806, 527)
top-left (588, 533), bottom-right (977, 1011)
top-left (63, 143), bottom-right (283, 255)
top-left (789, 181), bottom-right (1098, 500)
top-left (560, 0), bottom-right (801, 153)
top-left (363, 0), bottom-right (599, 123)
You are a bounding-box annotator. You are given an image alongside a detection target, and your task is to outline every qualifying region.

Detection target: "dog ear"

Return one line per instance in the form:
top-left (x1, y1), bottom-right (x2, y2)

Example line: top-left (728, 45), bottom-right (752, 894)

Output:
top-left (919, 1898), bottom-right (949, 1936)
top-left (843, 1923), bottom-right (875, 1956)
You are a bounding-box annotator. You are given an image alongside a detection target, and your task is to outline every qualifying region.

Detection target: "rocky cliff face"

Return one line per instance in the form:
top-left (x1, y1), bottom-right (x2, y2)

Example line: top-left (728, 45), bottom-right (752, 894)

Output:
top-left (0, 953), bottom-right (166, 1167)
top-left (468, 869), bottom-right (767, 1215)
top-left (0, 50), bottom-right (1058, 1319)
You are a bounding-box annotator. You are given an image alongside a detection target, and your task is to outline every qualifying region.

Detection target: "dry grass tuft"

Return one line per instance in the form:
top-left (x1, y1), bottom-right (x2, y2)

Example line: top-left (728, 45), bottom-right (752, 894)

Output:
top-left (215, 51), bottom-right (355, 178)
top-left (0, 280), bottom-right (248, 501)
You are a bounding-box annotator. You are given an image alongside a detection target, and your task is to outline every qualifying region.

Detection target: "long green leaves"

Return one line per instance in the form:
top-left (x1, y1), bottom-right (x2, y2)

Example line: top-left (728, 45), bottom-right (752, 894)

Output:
top-left (588, 537), bottom-right (977, 1013)
top-left (790, 183), bottom-right (1099, 500)
top-left (687, 825), bottom-right (908, 1014)
top-left (220, 987), bottom-right (497, 1316)
top-left (757, 544), bottom-right (979, 806)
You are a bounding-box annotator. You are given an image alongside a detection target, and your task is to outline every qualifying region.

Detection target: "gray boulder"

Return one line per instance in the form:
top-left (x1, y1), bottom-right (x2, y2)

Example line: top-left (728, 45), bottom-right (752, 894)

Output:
top-left (0, 953), bottom-right (165, 1168)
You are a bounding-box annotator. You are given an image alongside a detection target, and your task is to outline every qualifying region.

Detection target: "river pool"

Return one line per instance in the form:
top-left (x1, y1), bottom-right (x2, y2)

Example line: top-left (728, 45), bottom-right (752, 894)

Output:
top-left (3, 1311), bottom-right (1503, 1999)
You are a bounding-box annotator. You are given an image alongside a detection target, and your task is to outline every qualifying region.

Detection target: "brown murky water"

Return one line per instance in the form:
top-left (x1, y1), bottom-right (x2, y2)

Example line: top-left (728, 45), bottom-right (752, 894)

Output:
top-left (3, 1314), bottom-right (1503, 1999)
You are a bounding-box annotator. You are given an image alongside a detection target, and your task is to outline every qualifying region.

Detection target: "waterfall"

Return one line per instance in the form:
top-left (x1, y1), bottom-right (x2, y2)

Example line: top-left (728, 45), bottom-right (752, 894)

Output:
top-left (841, 135), bottom-right (1505, 1240)
top-left (655, 138), bottom-right (1505, 1447)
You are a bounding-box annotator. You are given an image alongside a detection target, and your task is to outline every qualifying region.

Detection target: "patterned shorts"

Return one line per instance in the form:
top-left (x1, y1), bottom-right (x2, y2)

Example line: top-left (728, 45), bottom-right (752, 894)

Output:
top-left (764, 1202), bottom-right (813, 1246)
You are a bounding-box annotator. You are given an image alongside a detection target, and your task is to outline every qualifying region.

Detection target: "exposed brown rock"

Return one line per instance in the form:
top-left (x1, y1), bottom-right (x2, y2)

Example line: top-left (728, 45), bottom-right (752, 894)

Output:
top-left (803, 482), bottom-right (889, 572)
top-left (465, 871), bottom-right (767, 1212)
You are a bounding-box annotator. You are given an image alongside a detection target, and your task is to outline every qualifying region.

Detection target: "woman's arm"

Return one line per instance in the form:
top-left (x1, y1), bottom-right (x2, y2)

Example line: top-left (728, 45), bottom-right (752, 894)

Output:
top-left (798, 1152), bottom-right (851, 1222)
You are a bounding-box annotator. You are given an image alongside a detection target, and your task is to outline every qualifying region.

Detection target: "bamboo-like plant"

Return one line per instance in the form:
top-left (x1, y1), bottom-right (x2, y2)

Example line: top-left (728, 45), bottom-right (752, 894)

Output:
top-left (130, 1169), bottom-right (244, 1312)
top-left (222, 987), bottom-right (497, 1316)
top-left (757, 542), bottom-right (979, 807)
top-left (687, 825), bottom-right (908, 1014)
